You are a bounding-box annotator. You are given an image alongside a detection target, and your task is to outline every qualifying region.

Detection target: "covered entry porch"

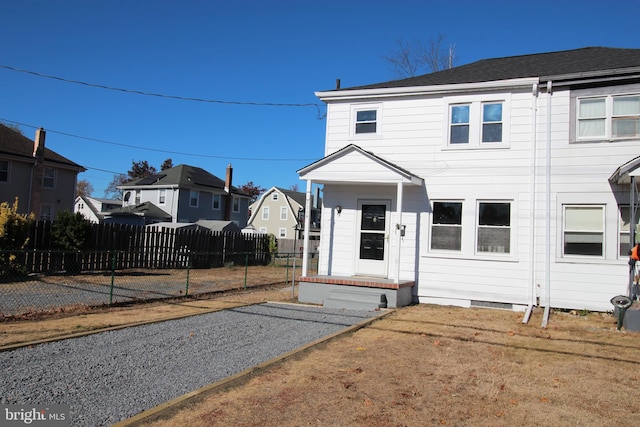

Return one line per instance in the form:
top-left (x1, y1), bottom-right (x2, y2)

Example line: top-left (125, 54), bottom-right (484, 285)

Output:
top-left (296, 145), bottom-right (424, 310)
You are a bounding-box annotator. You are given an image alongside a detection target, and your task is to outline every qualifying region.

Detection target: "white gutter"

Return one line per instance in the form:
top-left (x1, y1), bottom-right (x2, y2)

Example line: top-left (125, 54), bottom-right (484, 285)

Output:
top-left (523, 82), bottom-right (539, 324)
top-left (316, 77), bottom-right (540, 101)
top-left (541, 80), bottom-right (553, 329)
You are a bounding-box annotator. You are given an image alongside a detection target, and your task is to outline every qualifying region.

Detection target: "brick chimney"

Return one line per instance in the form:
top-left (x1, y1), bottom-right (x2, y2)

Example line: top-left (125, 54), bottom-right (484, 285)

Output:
top-left (30, 128), bottom-right (46, 217)
top-left (224, 163), bottom-right (233, 221)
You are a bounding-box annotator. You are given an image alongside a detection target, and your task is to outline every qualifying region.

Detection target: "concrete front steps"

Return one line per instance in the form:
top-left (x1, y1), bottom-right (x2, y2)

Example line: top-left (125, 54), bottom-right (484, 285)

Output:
top-left (323, 287), bottom-right (388, 311)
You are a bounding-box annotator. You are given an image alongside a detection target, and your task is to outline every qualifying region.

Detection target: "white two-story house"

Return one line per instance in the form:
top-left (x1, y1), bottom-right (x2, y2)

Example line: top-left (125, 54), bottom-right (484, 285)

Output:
top-left (297, 47), bottom-right (640, 319)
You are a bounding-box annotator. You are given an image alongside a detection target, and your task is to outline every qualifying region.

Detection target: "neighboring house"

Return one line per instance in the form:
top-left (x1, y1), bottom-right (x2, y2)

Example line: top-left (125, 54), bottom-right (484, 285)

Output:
top-left (117, 163), bottom-right (251, 227)
top-left (74, 195), bottom-right (122, 223)
top-left (103, 201), bottom-right (172, 226)
top-left (248, 187), bottom-right (321, 239)
top-left (0, 124), bottom-right (85, 220)
top-left (297, 47), bottom-right (640, 316)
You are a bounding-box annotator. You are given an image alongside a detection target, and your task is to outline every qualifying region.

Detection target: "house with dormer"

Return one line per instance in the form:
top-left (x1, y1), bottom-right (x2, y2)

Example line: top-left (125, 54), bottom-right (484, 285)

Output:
top-left (117, 163), bottom-right (251, 227)
top-left (296, 47), bottom-right (640, 318)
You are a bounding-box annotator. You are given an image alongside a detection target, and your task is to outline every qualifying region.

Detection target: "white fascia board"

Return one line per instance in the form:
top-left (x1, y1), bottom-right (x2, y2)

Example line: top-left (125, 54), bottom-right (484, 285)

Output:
top-left (315, 77), bottom-right (540, 101)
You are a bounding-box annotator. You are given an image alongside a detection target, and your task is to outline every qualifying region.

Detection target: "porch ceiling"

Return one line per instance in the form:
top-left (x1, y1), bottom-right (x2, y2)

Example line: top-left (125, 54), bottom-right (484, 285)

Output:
top-left (297, 144), bottom-right (423, 186)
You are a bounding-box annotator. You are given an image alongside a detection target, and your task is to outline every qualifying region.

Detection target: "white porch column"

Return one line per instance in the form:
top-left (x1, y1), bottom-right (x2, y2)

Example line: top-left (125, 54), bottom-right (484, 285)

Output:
top-left (395, 181), bottom-right (403, 284)
top-left (301, 179), bottom-right (312, 276)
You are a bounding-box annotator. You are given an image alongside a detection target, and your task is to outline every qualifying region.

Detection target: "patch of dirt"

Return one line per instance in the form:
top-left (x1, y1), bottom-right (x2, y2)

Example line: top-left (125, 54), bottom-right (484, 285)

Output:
top-left (2, 283), bottom-right (639, 426)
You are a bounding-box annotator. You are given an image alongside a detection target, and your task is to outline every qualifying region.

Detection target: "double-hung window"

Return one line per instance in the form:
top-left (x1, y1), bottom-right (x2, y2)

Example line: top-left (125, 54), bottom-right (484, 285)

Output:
top-left (448, 100), bottom-right (505, 147)
top-left (577, 94), bottom-right (640, 140)
top-left (43, 167), bottom-right (56, 189)
top-left (232, 197), bottom-right (240, 213)
top-left (158, 189), bottom-right (166, 205)
top-left (355, 110), bottom-right (377, 134)
top-left (563, 205), bottom-right (604, 257)
top-left (431, 201), bottom-right (462, 251)
top-left (0, 160), bottom-right (8, 182)
top-left (189, 190), bottom-right (199, 207)
top-left (477, 202), bottom-right (511, 254)
top-left (351, 105), bottom-right (381, 137)
top-left (619, 205), bottom-right (639, 257)
top-left (280, 206), bottom-right (288, 220)
top-left (262, 207), bottom-right (269, 220)
top-left (212, 194), bottom-right (221, 210)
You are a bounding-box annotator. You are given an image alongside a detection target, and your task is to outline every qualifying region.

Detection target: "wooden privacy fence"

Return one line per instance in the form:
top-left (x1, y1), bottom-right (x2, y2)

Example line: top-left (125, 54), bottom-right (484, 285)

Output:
top-left (11, 221), bottom-right (271, 273)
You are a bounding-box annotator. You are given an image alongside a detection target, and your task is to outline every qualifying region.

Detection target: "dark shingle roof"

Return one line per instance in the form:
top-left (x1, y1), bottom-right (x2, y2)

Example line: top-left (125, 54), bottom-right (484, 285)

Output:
top-left (0, 124), bottom-right (84, 169)
top-left (124, 164), bottom-right (248, 196)
top-left (344, 47), bottom-right (640, 90)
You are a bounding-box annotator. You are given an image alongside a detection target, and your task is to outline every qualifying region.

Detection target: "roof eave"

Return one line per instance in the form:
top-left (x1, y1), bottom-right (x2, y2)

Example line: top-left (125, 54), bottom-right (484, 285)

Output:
top-left (315, 77), bottom-right (540, 101)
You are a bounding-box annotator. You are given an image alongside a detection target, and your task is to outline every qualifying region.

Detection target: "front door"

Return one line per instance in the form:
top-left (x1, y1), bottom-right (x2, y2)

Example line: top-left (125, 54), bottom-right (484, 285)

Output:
top-left (355, 201), bottom-right (389, 277)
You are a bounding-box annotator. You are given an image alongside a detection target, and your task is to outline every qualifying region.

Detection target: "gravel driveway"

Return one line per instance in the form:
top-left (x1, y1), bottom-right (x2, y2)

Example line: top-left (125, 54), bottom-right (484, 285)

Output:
top-left (0, 302), bottom-right (382, 426)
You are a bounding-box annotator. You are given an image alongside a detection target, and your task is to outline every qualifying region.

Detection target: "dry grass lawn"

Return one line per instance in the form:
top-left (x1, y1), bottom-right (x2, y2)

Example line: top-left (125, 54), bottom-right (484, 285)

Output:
top-left (2, 282), bottom-right (639, 426)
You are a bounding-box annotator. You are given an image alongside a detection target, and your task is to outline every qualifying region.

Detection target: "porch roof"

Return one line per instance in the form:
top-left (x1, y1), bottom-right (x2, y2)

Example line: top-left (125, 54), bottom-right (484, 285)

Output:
top-left (297, 144), bottom-right (423, 186)
top-left (609, 156), bottom-right (640, 185)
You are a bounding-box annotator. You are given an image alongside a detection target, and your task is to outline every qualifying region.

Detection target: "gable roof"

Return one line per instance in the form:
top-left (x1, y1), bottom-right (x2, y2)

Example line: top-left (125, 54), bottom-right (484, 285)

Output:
top-left (0, 124), bottom-right (85, 170)
top-left (338, 47), bottom-right (640, 91)
top-left (121, 164), bottom-right (249, 196)
top-left (107, 201), bottom-right (172, 220)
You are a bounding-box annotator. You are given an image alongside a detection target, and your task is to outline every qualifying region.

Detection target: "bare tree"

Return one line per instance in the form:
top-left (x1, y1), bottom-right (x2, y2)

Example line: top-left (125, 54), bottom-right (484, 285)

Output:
top-left (383, 34), bottom-right (457, 78)
top-left (76, 179), bottom-right (94, 198)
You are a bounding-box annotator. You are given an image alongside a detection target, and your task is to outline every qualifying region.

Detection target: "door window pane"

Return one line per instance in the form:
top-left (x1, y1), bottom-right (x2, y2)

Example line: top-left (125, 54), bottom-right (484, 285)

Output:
top-left (361, 204), bottom-right (385, 231)
top-left (360, 233), bottom-right (385, 260)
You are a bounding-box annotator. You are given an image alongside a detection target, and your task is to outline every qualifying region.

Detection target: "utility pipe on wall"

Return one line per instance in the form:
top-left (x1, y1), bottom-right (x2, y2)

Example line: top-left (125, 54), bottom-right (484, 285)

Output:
top-left (542, 80), bottom-right (553, 329)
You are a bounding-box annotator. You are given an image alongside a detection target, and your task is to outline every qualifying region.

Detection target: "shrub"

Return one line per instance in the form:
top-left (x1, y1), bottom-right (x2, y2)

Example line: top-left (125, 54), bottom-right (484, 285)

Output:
top-left (0, 198), bottom-right (34, 275)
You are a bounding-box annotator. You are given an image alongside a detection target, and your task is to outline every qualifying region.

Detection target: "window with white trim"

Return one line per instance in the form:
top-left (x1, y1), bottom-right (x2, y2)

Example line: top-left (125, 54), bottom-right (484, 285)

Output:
top-left (351, 104), bottom-right (381, 137)
top-left (189, 190), bottom-right (199, 207)
top-left (135, 190), bottom-right (141, 205)
top-left (158, 189), bottom-right (166, 205)
top-left (279, 227), bottom-right (286, 238)
top-left (577, 94), bottom-right (640, 140)
top-left (262, 207), bottom-right (269, 220)
top-left (272, 193), bottom-right (278, 201)
top-left (280, 206), bottom-right (288, 220)
top-left (477, 202), bottom-right (511, 254)
top-left (232, 197), bottom-right (240, 213)
top-left (0, 160), bottom-right (8, 182)
top-left (619, 205), bottom-right (639, 257)
top-left (448, 100), bottom-right (505, 147)
top-left (43, 167), bottom-right (56, 189)
top-left (431, 201), bottom-right (462, 251)
top-left (212, 194), bottom-right (221, 210)
top-left (355, 110), bottom-right (377, 134)
top-left (563, 205), bottom-right (604, 256)
top-left (40, 205), bottom-right (53, 221)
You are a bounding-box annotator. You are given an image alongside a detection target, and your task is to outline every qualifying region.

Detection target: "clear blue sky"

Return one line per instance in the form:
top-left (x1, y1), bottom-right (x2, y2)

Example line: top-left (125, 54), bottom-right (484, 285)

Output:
top-left (1, 0), bottom-right (639, 198)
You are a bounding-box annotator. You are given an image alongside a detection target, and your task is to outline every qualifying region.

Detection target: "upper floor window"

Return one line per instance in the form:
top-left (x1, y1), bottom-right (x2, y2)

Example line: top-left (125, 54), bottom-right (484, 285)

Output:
top-left (431, 201), bottom-right (462, 251)
top-left (577, 94), bottom-right (640, 140)
top-left (563, 205), bottom-right (604, 257)
top-left (280, 206), bottom-right (288, 220)
top-left (135, 190), bottom-right (141, 205)
top-left (190, 190), bottom-right (199, 207)
top-left (448, 100), bottom-right (505, 147)
top-left (355, 110), bottom-right (377, 134)
top-left (233, 197), bottom-right (240, 213)
top-left (212, 194), bottom-right (221, 210)
top-left (158, 189), bottom-right (166, 205)
top-left (43, 167), bottom-right (56, 189)
top-left (272, 193), bottom-right (278, 201)
top-left (0, 160), bottom-right (8, 182)
top-left (477, 202), bottom-right (511, 254)
top-left (262, 207), bottom-right (269, 220)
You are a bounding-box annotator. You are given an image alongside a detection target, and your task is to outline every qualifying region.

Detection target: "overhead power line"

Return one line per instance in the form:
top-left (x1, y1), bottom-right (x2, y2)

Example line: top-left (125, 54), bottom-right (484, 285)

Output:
top-left (0, 118), bottom-right (319, 162)
top-left (0, 64), bottom-right (326, 119)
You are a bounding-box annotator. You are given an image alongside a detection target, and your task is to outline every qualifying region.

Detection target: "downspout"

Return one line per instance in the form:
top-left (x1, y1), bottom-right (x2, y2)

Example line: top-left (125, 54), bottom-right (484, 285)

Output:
top-left (301, 179), bottom-right (312, 276)
top-left (523, 82), bottom-right (539, 324)
top-left (541, 80), bottom-right (553, 328)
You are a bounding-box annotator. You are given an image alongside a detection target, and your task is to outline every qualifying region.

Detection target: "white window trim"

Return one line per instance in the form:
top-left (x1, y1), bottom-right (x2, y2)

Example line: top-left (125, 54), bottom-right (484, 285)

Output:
top-left (280, 206), bottom-right (288, 220)
top-left (350, 103), bottom-right (382, 139)
top-left (212, 194), bottom-right (221, 210)
top-left (0, 160), bottom-right (9, 183)
top-left (272, 193), bottom-right (279, 201)
top-left (158, 189), bottom-right (166, 205)
top-left (443, 95), bottom-right (510, 149)
top-left (475, 200), bottom-right (513, 257)
top-left (575, 93), bottom-right (640, 142)
top-left (618, 205), bottom-right (639, 259)
top-left (43, 167), bottom-right (56, 189)
top-left (561, 204), bottom-right (605, 259)
top-left (279, 227), bottom-right (287, 238)
top-left (262, 206), bottom-right (270, 220)
top-left (429, 200), bottom-right (463, 253)
top-left (232, 196), bottom-right (240, 213)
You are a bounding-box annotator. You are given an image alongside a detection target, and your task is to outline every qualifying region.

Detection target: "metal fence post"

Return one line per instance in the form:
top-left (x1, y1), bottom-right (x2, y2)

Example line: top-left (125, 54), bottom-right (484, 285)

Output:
top-left (185, 252), bottom-right (190, 297)
top-left (109, 251), bottom-right (115, 305)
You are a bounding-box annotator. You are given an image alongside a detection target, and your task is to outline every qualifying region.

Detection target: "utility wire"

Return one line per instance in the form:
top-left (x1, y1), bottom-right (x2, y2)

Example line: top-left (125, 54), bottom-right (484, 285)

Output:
top-left (0, 118), bottom-right (319, 162)
top-left (0, 64), bottom-right (327, 119)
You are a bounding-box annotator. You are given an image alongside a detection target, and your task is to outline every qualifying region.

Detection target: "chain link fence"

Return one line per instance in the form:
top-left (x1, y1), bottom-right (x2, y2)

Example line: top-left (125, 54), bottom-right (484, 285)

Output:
top-left (0, 250), bottom-right (318, 318)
